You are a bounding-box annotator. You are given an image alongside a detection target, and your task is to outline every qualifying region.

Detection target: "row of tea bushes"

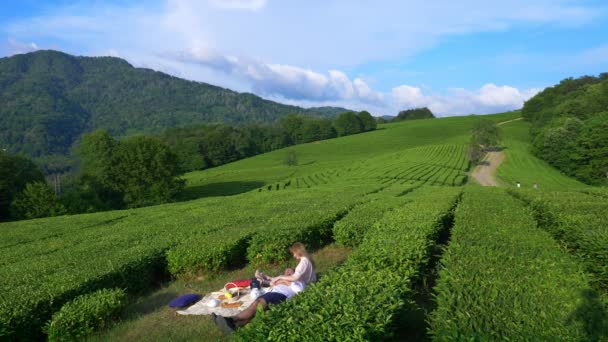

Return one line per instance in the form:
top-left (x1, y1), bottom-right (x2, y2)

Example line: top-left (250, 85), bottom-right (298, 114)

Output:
top-left (0, 186), bottom-right (374, 340)
top-left (430, 187), bottom-right (598, 340)
top-left (511, 189), bottom-right (608, 292)
top-left (235, 186), bottom-right (460, 341)
top-left (332, 183), bottom-right (420, 247)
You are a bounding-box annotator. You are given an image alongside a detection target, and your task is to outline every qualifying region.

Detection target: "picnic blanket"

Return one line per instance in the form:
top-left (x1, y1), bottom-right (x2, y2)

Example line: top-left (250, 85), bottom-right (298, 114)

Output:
top-left (177, 287), bottom-right (268, 317)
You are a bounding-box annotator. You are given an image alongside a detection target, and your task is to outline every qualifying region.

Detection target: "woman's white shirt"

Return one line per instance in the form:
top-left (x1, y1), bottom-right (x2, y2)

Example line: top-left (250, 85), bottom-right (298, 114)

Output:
top-left (293, 257), bottom-right (316, 286)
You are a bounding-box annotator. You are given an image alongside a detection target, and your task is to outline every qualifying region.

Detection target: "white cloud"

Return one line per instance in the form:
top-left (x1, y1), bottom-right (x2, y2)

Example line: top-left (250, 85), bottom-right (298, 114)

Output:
top-left (391, 85), bottom-right (431, 108)
top-left (5, 38), bottom-right (39, 54)
top-left (170, 48), bottom-right (385, 104)
top-left (207, 0), bottom-right (267, 11)
top-left (2, 0), bottom-right (587, 115)
top-left (390, 83), bottom-right (540, 116)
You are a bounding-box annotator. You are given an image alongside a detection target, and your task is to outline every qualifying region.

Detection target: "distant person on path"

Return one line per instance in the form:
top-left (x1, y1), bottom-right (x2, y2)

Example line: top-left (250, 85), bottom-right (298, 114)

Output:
top-left (213, 242), bottom-right (316, 334)
top-left (516, 181), bottom-right (521, 188)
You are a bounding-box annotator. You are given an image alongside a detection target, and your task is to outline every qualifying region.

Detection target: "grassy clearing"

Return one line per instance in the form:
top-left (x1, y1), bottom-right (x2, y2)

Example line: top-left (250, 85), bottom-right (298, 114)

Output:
top-left (497, 119), bottom-right (588, 190)
top-left (88, 244), bottom-right (352, 342)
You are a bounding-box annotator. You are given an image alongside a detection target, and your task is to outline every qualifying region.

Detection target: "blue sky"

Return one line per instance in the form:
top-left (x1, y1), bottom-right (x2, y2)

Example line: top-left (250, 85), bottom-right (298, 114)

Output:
top-left (1, 0), bottom-right (607, 116)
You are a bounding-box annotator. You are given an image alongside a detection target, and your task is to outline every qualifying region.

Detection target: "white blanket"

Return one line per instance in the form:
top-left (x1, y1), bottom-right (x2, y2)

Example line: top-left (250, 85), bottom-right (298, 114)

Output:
top-left (177, 287), bottom-right (267, 317)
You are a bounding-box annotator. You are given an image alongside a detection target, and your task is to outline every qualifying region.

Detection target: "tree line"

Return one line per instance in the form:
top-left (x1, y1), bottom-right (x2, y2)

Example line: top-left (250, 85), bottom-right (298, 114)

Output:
top-left (522, 73), bottom-right (608, 185)
top-left (0, 111), bottom-right (376, 222)
top-left (161, 111), bottom-right (376, 173)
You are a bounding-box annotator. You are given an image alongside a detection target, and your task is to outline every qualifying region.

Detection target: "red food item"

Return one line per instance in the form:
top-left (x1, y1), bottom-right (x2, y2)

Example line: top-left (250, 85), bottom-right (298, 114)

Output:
top-left (226, 280), bottom-right (251, 289)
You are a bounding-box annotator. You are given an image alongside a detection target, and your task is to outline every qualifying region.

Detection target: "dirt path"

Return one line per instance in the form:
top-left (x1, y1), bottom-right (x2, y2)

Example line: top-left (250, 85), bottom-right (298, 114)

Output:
top-left (496, 117), bottom-right (523, 126)
top-left (469, 117), bottom-right (521, 186)
top-left (470, 152), bottom-right (505, 186)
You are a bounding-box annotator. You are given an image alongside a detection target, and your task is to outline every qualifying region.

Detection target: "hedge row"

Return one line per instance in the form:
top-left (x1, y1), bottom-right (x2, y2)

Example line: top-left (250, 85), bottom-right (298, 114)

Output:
top-left (430, 187), bottom-right (597, 340)
top-left (45, 288), bottom-right (126, 341)
top-left (332, 183), bottom-right (419, 247)
top-left (0, 186), bottom-right (376, 340)
top-left (166, 231), bottom-right (251, 277)
top-left (511, 189), bottom-right (608, 292)
top-left (246, 205), bottom-right (351, 266)
top-left (236, 186), bottom-right (460, 341)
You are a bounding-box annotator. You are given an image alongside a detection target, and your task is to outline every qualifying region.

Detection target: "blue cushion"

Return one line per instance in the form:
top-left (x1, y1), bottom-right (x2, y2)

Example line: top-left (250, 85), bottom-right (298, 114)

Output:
top-left (169, 294), bottom-right (201, 308)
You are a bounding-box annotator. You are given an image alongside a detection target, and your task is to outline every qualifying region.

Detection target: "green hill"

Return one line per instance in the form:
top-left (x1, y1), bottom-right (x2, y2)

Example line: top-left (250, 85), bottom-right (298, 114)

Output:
top-left (522, 73), bottom-right (608, 185)
top-left (0, 50), bottom-right (348, 159)
top-left (1, 110), bottom-right (606, 341)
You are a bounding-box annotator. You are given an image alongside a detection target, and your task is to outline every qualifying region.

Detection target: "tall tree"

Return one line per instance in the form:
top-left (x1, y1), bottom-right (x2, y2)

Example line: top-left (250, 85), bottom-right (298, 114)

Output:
top-left (334, 112), bottom-right (363, 136)
top-left (0, 151), bottom-right (45, 221)
top-left (109, 136), bottom-right (185, 208)
top-left (10, 182), bottom-right (67, 220)
top-left (574, 112), bottom-right (608, 185)
top-left (358, 111), bottom-right (377, 132)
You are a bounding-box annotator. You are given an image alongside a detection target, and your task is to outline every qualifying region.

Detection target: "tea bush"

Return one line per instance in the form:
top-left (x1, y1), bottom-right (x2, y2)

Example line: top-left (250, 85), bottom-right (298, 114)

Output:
top-left (236, 186), bottom-right (460, 341)
top-left (430, 187), bottom-right (595, 340)
top-left (45, 288), bottom-right (126, 341)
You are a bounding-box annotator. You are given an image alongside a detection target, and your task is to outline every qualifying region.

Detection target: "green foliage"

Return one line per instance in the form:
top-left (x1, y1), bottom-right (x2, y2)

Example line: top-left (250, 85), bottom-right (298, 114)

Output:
top-left (497, 119), bottom-right (588, 190)
top-left (245, 203), bottom-right (353, 265)
top-left (166, 232), bottom-right (251, 278)
top-left (334, 111), bottom-right (363, 136)
top-left (77, 132), bottom-right (185, 209)
top-left (10, 182), bottom-right (66, 220)
top-left (574, 112), bottom-right (608, 184)
top-left (522, 73), bottom-right (608, 185)
top-left (512, 189), bottom-right (608, 293)
top-left (0, 151), bottom-right (45, 221)
top-left (392, 107), bottom-right (435, 122)
top-left (45, 288), bottom-right (126, 341)
top-left (357, 111), bottom-right (377, 131)
top-left (236, 187), bottom-right (460, 341)
top-left (159, 117), bottom-right (337, 174)
top-left (471, 118), bottom-right (500, 147)
top-left (430, 187), bottom-right (598, 340)
top-left (110, 136), bottom-right (185, 208)
top-left (78, 130), bottom-right (117, 182)
top-left (333, 184), bottom-right (416, 247)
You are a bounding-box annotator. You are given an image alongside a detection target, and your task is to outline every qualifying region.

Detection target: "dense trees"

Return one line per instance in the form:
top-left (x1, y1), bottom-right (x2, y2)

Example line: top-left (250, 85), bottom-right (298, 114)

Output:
top-left (334, 111), bottom-right (376, 137)
top-left (523, 74), bottom-right (608, 185)
top-left (392, 107), bottom-right (435, 122)
top-left (160, 112), bottom-right (375, 173)
top-left (10, 182), bottom-right (66, 220)
top-left (76, 132), bottom-right (185, 209)
top-left (0, 151), bottom-right (45, 221)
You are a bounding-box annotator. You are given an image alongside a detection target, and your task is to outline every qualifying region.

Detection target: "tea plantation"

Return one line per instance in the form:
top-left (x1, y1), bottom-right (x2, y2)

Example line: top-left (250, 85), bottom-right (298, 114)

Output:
top-left (2, 111), bottom-right (607, 341)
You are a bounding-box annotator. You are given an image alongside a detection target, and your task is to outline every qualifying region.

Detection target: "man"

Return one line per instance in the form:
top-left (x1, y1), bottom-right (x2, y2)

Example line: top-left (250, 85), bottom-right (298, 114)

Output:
top-left (212, 279), bottom-right (299, 334)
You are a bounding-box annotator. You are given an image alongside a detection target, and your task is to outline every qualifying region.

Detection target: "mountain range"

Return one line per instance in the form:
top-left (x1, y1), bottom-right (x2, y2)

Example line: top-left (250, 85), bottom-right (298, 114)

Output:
top-left (0, 50), bottom-right (349, 159)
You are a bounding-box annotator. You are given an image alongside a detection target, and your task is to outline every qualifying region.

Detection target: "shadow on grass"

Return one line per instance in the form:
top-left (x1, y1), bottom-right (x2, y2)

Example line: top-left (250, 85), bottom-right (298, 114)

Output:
top-left (568, 289), bottom-right (608, 340)
top-left (177, 181), bottom-right (265, 201)
top-left (123, 291), bottom-right (180, 317)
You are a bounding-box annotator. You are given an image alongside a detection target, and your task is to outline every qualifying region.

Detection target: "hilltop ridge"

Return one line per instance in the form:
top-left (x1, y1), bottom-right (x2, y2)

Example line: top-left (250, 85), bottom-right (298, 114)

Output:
top-left (0, 50), bottom-right (349, 159)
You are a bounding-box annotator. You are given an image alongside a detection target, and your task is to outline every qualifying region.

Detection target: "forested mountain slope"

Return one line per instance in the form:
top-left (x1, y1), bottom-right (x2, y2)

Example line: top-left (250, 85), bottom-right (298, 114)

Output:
top-left (0, 50), bottom-right (346, 159)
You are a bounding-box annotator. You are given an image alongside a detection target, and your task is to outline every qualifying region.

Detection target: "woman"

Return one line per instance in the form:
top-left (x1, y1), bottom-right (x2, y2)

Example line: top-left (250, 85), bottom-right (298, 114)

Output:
top-left (213, 242), bottom-right (316, 334)
top-left (270, 242), bottom-right (316, 291)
